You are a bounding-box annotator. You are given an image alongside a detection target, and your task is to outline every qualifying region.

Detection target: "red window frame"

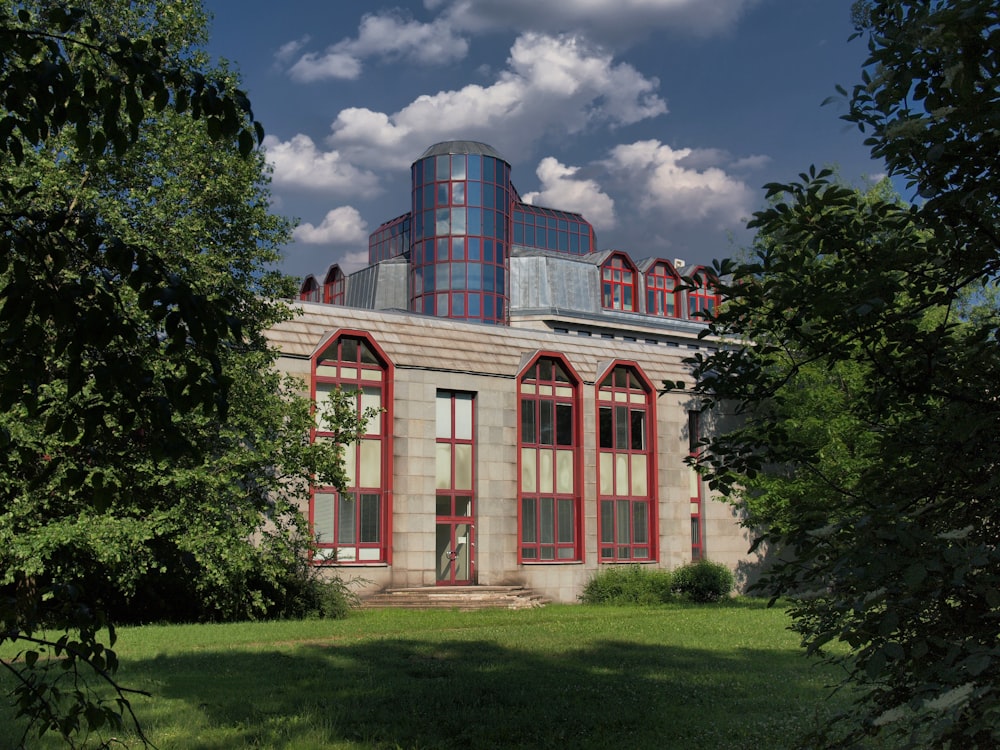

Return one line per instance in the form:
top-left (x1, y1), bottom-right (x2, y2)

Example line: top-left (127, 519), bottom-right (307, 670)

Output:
top-left (596, 363), bottom-right (658, 562)
top-left (310, 331), bottom-right (393, 565)
top-left (299, 275), bottom-right (320, 302)
top-left (322, 265), bottom-right (345, 305)
top-left (517, 353), bottom-right (583, 563)
top-left (687, 267), bottom-right (720, 320)
top-left (689, 410), bottom-right (704, 561)
top-left (601, 253), bottom-right (637, 312)
top-left (646, 261), bottom-right (681, 318)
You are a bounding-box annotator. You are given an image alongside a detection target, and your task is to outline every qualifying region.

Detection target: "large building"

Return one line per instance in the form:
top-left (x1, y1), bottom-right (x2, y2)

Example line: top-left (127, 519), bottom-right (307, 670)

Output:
top-left (269, 140), bottom-right (752, 602)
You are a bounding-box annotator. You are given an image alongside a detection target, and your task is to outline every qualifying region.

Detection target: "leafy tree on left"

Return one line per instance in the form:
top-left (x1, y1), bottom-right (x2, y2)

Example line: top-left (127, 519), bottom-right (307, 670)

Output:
top-left (0, 1), bottom-right (356, 744)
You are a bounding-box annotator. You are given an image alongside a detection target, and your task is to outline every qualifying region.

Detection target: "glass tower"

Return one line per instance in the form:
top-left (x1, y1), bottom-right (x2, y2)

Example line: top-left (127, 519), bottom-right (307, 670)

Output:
top-left (410, 141), bottom-right (511, 325)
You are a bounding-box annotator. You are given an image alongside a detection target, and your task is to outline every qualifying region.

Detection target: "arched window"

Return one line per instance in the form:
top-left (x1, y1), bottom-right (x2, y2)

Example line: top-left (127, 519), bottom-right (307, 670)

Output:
top-left (597, 363), bottom-right (657, 562)
top-left (299, 275), bottom-right (320, 302)
top-left (518, 354), bottom-right (582, 562)
top-left (311, 332), bottom-right (393, 564)
top-left (645, 261), bottom-right (681, 317)
top-left (601, 253), bottom-right (638, 312)
top-left (322, 265), bottom-right (345, 305)
top-left (687, 267), bottom-right (720, 320)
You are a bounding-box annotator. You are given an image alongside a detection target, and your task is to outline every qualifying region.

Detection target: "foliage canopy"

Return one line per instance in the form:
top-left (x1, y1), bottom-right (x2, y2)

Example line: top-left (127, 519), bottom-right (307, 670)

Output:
top-left (673, 1), bottom-right (1000, 746)
top-left (0, 1), bottom-right (363, 744)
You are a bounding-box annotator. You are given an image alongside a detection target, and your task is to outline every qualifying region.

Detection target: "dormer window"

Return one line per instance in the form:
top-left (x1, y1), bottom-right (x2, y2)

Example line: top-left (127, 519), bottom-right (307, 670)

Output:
top-left (601, 253), bottom-right (637, 312)
top-left (323, 265), bottom-right (345, 305)
top-left (299, 275), bottom-right (320, 302)
top-left (687, 267), bottom-right (720, 320)
top-left (645, 261), bottom-right (681, 318)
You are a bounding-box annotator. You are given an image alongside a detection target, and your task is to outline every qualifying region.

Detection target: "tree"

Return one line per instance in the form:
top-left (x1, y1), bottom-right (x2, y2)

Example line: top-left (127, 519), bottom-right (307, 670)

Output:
top-left (0, 1), bottom-right (361, 744)
top-left (673, 1), bottom-right (1000, 746)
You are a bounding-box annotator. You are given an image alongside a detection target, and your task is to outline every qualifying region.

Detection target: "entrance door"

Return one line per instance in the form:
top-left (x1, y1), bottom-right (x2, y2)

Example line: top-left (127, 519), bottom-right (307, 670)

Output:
top-left (436, 495), bottom-right (474, 584)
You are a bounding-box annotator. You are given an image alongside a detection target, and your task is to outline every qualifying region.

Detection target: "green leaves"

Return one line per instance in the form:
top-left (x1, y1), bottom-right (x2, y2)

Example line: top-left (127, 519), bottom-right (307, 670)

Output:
top-left (669, 3), bottom-right (1000, 745)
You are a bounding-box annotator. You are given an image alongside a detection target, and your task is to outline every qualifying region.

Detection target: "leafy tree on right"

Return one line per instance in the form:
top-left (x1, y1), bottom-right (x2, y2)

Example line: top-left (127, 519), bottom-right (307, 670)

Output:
top-left (674, 1), bottom-right (1000, 746)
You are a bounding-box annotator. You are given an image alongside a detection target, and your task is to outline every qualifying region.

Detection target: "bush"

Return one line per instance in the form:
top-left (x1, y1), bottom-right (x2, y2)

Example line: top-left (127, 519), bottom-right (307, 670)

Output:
top-left (672, 559), bottom-right (735, 602)
top-left (580, 565), bottom-right (674, 605)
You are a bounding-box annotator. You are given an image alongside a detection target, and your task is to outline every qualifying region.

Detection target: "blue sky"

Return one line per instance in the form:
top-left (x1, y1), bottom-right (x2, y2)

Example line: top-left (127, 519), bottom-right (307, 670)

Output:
top-left (203, 0), bottom-right (882, 280)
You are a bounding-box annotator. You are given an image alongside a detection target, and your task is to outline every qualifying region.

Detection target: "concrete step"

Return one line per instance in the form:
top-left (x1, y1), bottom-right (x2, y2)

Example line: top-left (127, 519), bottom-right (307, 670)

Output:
top-left (362, 585), bottom-right (549, 610)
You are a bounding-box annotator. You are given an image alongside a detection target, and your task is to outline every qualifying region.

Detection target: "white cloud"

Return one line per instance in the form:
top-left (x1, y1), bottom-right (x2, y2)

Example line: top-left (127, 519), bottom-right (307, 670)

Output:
top-left (730, 154), bottom-right (771, 170)
top-left (293, 206), bottom-right (368, 245)
top-left (604, 140), bottom-right (754, 227)
top-left (327, 32), bottom-right (666, 169)
top-left (522, 157), bottom-right (615, 229)
top-left (287, 50), bottom-right (362, 82)
top-left (263, 134), bottom-right (380, 196)
top-left (282, 11), bottom-right (468, 82)
top-left (430, 0), bottom-right (759, 43)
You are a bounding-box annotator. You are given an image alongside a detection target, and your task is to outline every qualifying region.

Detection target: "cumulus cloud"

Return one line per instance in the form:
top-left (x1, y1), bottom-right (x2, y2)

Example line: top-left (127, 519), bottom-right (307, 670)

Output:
top-left (429, 0), bottom-right (759, 43)
top-left (293, 206), bottom-right (368, 245)
top-left (282, 11), bottom-right (468, 82)
top-left (327, 32), bottom-right (666, 169)
top-left (604, 140), bottom-right (754, 227)
top-left (263, 134), bottom-right (380, 196)
top-left (521, 157), bottom-right (615, 230)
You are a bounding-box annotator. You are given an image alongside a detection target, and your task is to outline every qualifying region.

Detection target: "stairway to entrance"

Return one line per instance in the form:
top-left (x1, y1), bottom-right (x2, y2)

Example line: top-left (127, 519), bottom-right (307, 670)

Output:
top-left (362, 585), bottom-right (549, 610)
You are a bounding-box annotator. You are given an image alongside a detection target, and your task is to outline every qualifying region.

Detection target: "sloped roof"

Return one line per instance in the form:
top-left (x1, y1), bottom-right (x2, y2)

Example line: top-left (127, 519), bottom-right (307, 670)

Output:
top-left (418, 141), bottom-right (506, 162)
top-left (267, 304), bottom-right (702, 385)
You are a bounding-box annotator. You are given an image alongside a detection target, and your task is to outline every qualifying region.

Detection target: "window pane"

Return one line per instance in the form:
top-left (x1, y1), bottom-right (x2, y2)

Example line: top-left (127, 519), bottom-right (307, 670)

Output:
top-left (539, 448), bottom-right (553, 494)
top-left (521, 399), bottom-right (536, 443)
top-left (631, 454), bottom-right (648, 496)
top-left (557, 499), bottom-right (574, 543)
top-left (599, 451), bottom-right (613, 495)
top-left (556, 403), bottom-right (573, 445)
top-left (633, 501), bottom-right (648, 544)
top-left (556, 449), bottom-right (574, 493)
top-left (359, 439), bottom-right (381, 487)
top-left (313, 492), bottom-right (335, 543)
top-left (599, 407), bottom-right (613, 448)
top-left (522, 497), bottom-right (537, 543)
top-left (540, 498), bottom-right (554, 544)
top-left (362, 387), bottom-right (381, 435)
top-left (436, 393), bottom-right (452, 439)
top-left (600, 500), bottom-right (614, 544)
top-left (521, 447), bottom-right (537, 493)
top-left (360, 494), bottom-right (380, 543)
top-left (338, 493), bottom-right (356, 544)
top-left (539, 400), bottom-right (554, 445)
top-left (436, 495), bottom-right (451, 516)
top-left (617, 500), bottom-right (631, 545)
top-left (630, 409), bottom-right (645, 450)
top-left (615, 405), bottom-right (628, 449)
top-left (455, 393), bottom-right (473, 440)
top-left (436, 443), bottom-right (452, 490)
top-left (455, 444), bottom-right (472, 490)
top-left (615, 453), bottom-right (629, 495)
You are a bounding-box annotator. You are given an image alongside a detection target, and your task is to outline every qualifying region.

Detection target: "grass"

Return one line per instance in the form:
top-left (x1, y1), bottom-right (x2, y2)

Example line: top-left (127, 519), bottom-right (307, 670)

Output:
top-left (0, 600), bottom-right (856, 749)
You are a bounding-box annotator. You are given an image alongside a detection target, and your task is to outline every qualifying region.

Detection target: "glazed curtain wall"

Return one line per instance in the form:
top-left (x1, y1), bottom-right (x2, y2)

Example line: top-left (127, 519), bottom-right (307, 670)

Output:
top-left (410, 152), bottom-right (510, 324)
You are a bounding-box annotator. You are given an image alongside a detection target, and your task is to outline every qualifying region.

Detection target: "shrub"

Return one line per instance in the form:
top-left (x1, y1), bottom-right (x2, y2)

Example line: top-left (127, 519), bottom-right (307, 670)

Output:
top-left (580, 565), bottom-right (673, 605)
top-left (672, 559), bottom-right (735, 602)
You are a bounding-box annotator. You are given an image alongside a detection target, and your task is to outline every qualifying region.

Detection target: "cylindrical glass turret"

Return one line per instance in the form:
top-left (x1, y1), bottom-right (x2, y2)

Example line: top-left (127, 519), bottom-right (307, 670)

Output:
top-left (410, 142), bottom-right (510, 324)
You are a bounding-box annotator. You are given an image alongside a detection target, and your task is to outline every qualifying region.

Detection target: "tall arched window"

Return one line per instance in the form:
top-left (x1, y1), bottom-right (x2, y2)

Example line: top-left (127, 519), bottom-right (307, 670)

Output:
top-left (597, 363), bottom-right (657, 562)
top-left (518, 354), bottom-right (582, 562)
top-left (601, 253), bottom-right (638, 312)
top-left (311, 332), bottom-right (393, 564)
top-left (645, 260), bottom-right (681, 318)
top-left (687, 266), bottom-right (720, 320)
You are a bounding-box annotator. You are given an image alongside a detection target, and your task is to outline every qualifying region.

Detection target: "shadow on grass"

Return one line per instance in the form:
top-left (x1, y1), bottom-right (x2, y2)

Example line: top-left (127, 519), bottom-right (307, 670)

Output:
top-left (128, 631), bottom-right (842, 750)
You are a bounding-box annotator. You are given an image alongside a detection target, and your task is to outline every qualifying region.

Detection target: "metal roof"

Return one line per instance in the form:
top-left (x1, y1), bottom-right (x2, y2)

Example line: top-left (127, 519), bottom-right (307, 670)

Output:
top-left (418, 141), bottom-right (507, 162)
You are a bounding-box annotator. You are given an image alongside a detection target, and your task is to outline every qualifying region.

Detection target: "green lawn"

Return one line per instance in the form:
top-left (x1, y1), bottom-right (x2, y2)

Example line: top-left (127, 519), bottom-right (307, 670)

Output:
top-left (1, 600), bottom-right (856, 749)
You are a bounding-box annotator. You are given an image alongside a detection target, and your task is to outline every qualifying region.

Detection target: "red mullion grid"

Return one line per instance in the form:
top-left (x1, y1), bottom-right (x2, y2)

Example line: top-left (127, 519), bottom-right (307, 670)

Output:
top-left (310, 331), bottom-right (394, 566)
top-left (595, 362), bottom-right (658, 562)
top-left (516, 353), bottom-right (583, 563)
